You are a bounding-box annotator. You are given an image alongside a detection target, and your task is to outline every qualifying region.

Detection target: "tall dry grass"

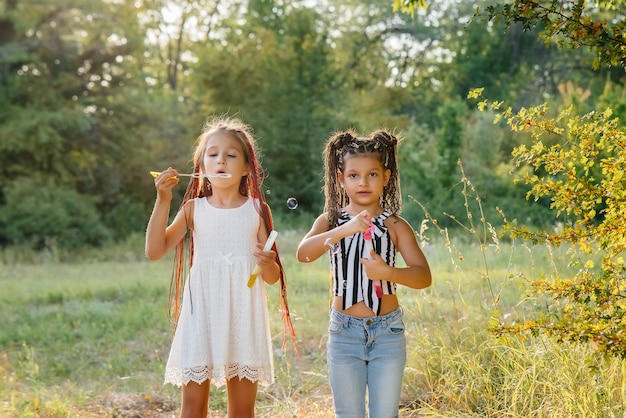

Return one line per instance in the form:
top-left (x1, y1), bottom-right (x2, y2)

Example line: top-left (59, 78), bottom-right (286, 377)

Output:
top-left (1, 225), bottom-right (625, 417)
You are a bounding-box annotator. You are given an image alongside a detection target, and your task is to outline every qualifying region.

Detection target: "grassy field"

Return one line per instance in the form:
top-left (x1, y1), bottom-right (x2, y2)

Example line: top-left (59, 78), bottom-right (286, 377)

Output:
top-left (1, 229), bottom-right (625, 417)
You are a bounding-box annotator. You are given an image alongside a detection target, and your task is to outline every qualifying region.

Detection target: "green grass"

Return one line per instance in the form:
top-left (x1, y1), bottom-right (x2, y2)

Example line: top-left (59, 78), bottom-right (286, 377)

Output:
top-left (1, 231), bottom-right (625, 417)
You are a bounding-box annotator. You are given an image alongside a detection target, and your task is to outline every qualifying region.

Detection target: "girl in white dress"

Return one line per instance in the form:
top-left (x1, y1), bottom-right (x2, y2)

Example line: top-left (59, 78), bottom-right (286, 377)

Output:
top-left (146, 116), bottom-right (296, 418)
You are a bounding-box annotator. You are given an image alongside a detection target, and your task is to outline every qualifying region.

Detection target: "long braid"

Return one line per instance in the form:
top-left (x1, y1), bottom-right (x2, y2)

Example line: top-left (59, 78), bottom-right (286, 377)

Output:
top-left (237, 130), bottom-right (298, 358)
top-left (370, 129), bottom-right (402, 215)
top-left (323, 130), bottom-right (357, 228)
top-left (168, 178), bottom-right (198, 326)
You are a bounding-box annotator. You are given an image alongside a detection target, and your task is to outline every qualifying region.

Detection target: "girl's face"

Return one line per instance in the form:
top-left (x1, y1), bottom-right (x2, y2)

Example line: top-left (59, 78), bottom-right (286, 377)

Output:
top-left (202, 131), bottom-right (249, 185)
top-left (338, 153), bottom-right (390, 208)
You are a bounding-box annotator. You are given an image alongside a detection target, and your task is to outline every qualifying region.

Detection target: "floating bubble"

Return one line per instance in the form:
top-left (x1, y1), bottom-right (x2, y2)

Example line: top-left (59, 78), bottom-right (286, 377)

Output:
top-left (286, 197), bottom-right (299, 210)
top-left (265, 189), bottom-right (271, 195)
top-left (324, 238), bottom-right (341, 255)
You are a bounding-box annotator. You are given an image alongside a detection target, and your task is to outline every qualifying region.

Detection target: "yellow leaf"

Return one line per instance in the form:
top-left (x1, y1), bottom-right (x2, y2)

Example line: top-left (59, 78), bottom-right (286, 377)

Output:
top-left (467, 88), bottom-right (484, 99)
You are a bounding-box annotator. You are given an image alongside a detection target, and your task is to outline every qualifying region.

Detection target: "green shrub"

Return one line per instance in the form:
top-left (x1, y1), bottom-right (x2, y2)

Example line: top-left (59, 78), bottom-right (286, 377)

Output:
top-left (0, 177), bottom-right (111, 250)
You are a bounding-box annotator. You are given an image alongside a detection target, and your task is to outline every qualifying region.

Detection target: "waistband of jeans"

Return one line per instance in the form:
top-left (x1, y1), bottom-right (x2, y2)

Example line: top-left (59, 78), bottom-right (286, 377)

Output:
top-left (330, 306), bottom-right (403, 327)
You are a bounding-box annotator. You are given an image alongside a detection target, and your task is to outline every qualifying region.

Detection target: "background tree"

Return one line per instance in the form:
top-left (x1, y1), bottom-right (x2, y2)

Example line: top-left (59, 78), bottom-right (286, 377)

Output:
top-left (1, 0), bottom-right (625, 254)
top-left (478, 0), bottom-right (626, 359)
top-left (468, 91), bottom-right (626, 358)
top-left (0, 1), bottom-right (196, 247)
top-left (189, 3), bottom-right (344, 213)
top-left (485, 0), bottom-right (626, 70)
top-left (398, 0), bottom-right (626, 358)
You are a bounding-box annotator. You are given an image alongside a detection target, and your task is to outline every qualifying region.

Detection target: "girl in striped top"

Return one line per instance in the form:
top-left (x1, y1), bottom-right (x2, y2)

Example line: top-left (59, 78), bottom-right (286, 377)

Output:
top-left (297, 129), bottom-right (432, 418)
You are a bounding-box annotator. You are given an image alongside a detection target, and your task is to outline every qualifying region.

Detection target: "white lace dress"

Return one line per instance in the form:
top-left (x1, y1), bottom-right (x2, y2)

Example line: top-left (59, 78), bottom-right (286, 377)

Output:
top-left (163, 197), bottom-right (274, 388)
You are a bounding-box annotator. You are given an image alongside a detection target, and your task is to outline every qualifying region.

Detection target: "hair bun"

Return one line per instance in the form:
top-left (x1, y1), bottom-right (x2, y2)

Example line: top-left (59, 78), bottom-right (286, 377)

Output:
top-left (370, 130), bottom-right (397, 144)
top-left (337, 131), bottom-right (355, 144)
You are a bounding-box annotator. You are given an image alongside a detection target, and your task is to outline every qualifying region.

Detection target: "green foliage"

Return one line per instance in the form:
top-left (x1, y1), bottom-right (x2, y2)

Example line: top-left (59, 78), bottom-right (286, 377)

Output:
top-left (190, 5), bottom-right (345, 214)
top-left (0, 178), bottom-right (110, 250)
top-left (0, 0), bottom-right (195, 245)
top-left (392, 0), bottom-right (428, 16)
top-left (435, 100), bottom-right (465, 191)
top-left (462, 110), bottom-right (556, 229)
top-left (400, 108), bottom-right (555, 231)
top-left (483, 0), bottom-right (626, 70)
top-left (1, 0), bottom-right (625, 246)
top-left (470, 87), bottom-right (626, 358)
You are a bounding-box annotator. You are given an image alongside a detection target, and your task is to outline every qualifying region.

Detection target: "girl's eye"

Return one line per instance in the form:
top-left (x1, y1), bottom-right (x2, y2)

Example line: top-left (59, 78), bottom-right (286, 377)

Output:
top-left (349, 173), bottom-right (358, 178)
top-left (228, 154), bottom-right (237, 158)
top-left (369, 172), bottom-right (378, 177)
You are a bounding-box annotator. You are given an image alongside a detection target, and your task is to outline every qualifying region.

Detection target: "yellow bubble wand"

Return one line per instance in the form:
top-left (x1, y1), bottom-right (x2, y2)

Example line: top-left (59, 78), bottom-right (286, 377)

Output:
top-left (150, 171), bottom-right (232, 179)
top-left (247, 230), bottom-right (278, 288)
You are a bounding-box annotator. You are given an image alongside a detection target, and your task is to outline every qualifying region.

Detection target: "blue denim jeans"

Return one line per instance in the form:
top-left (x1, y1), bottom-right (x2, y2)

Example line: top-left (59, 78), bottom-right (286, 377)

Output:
top-left (327, 307), bottom-right (407, 418)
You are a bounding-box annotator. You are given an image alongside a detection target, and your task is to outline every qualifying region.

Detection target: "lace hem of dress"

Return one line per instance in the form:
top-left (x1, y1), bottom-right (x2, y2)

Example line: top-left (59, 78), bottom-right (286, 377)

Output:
top-left (164, 364), bottom-right (273, 388)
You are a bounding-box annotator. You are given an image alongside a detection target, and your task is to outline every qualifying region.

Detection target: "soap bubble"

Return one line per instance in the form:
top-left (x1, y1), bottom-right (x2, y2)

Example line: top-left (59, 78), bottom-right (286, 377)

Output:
top-left (324, 238), bottom-right (341, 255)
top-left (286, 197), bottom-right (299, 210)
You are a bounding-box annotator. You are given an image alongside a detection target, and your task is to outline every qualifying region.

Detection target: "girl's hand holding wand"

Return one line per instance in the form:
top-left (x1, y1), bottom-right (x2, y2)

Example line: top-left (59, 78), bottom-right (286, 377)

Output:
top-left (152, 167), bottom-right (180, 201)
top-left (341, 210), bottom-right (372, 236)
top-left (363, 221), bottom-right (383, 297)
top-left (361, 253), bottom-right (396, 285)
top-left (145, 167), bottom-right (183, 261)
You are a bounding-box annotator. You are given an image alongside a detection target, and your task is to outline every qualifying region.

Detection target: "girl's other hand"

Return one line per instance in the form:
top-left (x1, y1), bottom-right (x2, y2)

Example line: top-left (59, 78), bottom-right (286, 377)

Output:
top-left (253, 243), bottom-right (276, 268)
top-left (254, 242), bottom-right (280, 285)
top-left (153, 167), bottom-right (180, 200)
top-left (361, 252), bottom-right (394, 282)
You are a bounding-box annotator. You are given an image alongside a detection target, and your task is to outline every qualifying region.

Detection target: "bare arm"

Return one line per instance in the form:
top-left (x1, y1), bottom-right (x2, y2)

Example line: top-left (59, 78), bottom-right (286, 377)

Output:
top-left (296, 210), bottom-right (372, 262)
top-left (361, 215), bottom-right (432, 289)
top-left (145, 168), bottom-right (190, 260)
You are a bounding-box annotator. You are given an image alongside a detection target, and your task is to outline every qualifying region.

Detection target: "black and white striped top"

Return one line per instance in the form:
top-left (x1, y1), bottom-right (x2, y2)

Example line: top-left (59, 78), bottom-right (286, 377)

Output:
top-left (330, 209), bottom-right (397, 315)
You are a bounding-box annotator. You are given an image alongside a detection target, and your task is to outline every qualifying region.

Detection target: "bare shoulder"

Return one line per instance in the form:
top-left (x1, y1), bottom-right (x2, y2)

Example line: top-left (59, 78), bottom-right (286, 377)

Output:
top-left (385, 214), bottom-right (429, 269)
top-left (304, 212), bottom-right (331, 236)
top-left (384, 214), bottom-right (414, 233)
top-left (312, 212), bottom-right (331, 229)
top-left (384, 214), bottom-right (417, 245)
top-left (314, 212), bottom-right (330, 227)
top-left (181, 199), bottom-right (195, 231)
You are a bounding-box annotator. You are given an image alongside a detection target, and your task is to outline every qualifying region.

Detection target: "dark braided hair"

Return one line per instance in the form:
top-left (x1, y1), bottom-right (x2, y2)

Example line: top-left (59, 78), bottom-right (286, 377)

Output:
top-left (322, 129), bottom-right (402, 227)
